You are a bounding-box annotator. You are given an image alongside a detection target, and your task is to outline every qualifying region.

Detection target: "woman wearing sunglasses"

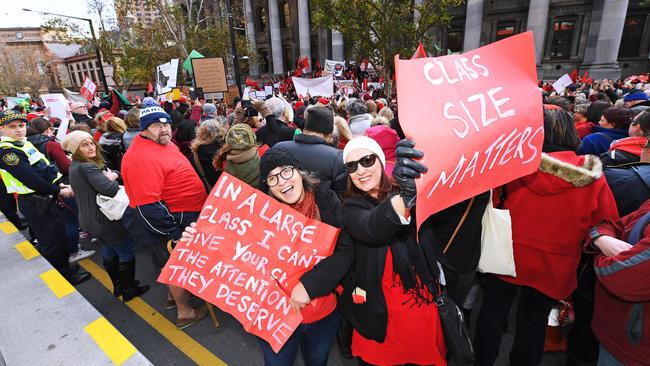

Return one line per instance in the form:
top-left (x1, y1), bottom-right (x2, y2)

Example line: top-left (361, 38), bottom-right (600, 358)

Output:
top-left (182, 148), bottom-right (353, 366)
top-left (339, 136), bottom-right (447, 365)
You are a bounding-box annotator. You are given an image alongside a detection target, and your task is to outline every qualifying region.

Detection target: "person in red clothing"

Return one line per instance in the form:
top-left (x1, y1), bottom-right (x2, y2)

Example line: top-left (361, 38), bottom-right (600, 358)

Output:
top-left (474, 108), bottom-right (619, 366)
top-left (340, 136), bottom-right (447, 366)
top-left (121, 101), bottom-right (210, 329)
top-left (26, 118), bottom-right (71, 176)
top-left (586, 199), bottom-right (650, 366)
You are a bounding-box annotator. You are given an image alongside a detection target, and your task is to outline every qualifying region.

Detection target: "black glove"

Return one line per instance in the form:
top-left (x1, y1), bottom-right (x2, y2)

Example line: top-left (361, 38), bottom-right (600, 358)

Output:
top-left (392, 139), bottom-right (427, 208)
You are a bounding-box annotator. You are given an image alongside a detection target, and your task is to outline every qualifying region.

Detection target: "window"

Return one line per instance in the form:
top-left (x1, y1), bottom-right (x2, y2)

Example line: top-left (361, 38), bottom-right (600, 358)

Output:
top-left (280, 2), bottom-right (291, 28)
top-left (619, 15), bottom-right (645, 58)
top-left (257, 7), bottom-right (267, 32)
top-left (496, 22), bottom-right (516, 41)
top-left (283, 48), bottom-right (293, 72)
top-left (550, 20), bottom-right (575, 59)
top-left (260, 49), bottom-right (270, 73)
top-left (447, 29), bottom-right (463, 52)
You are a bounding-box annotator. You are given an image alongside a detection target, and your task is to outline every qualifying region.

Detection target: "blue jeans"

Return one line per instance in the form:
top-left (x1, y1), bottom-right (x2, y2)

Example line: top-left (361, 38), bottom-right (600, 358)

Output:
top-left (597, 345), bottom-right (625, 366)
top-left (101, 237), bottom-right (135, 262)
top-left (257, 310), bottom-right (341, 366)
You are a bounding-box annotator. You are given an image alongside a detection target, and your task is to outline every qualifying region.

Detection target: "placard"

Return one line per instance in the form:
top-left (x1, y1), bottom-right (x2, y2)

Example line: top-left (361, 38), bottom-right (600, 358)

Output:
top-left (158, 173), bottom-right (340, 352)
top-left (192, 58), bottom-right (228, 93)
top-left (156, 59), bottom-right (179, 94)
top-left (395, 31), bottom-right (544, 230)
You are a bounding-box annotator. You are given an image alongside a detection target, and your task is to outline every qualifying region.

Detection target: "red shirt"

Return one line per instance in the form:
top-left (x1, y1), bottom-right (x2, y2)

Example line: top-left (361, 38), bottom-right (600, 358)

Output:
top-left (122, 134), bottom-right (207, 212)
top-left (352, 251), bottom-right (447, 365)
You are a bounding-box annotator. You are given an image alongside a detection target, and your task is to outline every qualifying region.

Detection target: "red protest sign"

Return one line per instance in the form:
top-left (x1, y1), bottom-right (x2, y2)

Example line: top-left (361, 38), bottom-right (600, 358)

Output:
top-left (157, 173), bottom-right (340, 352)
top-left (395, 31), bottom-right (543, 230)
top-left (80, 76), bottom-right (97, 101)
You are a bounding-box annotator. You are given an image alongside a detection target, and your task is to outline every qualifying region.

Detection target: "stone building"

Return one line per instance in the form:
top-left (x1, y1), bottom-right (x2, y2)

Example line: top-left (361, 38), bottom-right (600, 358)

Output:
top-left (242, 0), bottom-right (649, 80)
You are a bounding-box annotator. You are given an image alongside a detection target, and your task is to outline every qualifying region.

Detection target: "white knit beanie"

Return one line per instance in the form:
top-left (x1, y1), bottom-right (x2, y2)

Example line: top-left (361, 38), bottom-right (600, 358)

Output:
top-left (343, 136), bottom-right (386, 168)
top-left (61, 130), bottom-right (94, 155)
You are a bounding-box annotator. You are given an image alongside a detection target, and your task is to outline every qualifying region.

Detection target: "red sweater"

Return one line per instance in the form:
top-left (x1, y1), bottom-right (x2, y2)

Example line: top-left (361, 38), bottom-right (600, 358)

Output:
top-left (45, 140), bottom-right (70, 175)
top-left (121, 134), bottom-right (206, 212)
top-left (497, 151), bottom-right (618, 300)
top-left (588, 201), bottom-right (650, 366)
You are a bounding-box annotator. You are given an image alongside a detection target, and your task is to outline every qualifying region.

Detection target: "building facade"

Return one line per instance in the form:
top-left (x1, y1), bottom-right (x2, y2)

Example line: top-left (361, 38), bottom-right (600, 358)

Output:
top-left (243, 0), bottom-right (649, 81)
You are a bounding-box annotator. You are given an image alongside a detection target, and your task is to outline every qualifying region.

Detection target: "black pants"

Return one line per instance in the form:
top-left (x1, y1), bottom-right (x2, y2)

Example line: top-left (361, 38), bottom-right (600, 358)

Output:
top-left (474, 275), bottom-right (556, 366)
top-left (18, 197), bottom-right (70, 275)
top-left (0, 182), bottom-right (22, 228)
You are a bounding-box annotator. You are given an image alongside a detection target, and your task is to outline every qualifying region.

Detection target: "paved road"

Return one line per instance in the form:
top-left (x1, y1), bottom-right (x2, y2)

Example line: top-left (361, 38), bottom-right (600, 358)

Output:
top-left (73, 239), bottom-right (565, 366)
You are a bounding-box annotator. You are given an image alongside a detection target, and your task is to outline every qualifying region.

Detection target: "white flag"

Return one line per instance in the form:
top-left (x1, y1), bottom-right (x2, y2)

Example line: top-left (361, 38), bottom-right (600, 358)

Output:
top-left (292, 75), bottom-right (334, 97)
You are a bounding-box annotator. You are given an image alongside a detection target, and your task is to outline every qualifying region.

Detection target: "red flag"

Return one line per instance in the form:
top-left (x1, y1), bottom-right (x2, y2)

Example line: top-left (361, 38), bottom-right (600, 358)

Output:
top-left (411, 42), bottom-right (427, 59)
top-left (147, 81), bottom-right (153, 94)
top-left (362, 77), bottom-right (368, 91)
top-left (570, 70), bottom-right (578, 83)
top-left (315, 60), bottom-right (321, 70)
top-left (581, 71), bottom-right (589, 83)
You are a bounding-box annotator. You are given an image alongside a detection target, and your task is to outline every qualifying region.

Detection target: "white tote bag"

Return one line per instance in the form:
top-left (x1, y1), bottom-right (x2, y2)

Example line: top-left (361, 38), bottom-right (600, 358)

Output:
top-left (96, 185), bottom-right (129, 221)
top-left (478, 189), bottom-right (516, 277)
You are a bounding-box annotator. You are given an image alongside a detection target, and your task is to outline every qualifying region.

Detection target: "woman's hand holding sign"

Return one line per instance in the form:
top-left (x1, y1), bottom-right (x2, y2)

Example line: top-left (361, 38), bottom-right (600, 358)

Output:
top-left (290, 282), bottom-right (311, 314)
top-left (181, 222), bottom-right (198, 242)
top-left (392, 139), bottom-right (428, 210)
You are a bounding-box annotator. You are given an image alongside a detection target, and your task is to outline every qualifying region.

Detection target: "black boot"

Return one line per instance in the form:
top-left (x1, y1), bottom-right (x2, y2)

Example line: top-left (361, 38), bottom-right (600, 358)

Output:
top-left (337, 318), bottom-right (353, 359)
top-left (118, 259), bottom-right (150, 301)
top-left (103, 257), bottom-right (122, 298)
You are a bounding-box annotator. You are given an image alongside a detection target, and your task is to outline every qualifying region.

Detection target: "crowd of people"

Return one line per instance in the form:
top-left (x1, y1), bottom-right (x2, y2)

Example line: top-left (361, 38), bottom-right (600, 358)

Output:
top-left (0, 73), bottom-right (649, 366)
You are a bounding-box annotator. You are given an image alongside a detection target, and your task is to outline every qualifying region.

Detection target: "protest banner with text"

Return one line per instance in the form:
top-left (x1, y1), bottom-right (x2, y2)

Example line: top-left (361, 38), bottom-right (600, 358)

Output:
top-left (395, 31), bottom-right (543, 230)
top-left (158, 173), bottom-right (340, 352)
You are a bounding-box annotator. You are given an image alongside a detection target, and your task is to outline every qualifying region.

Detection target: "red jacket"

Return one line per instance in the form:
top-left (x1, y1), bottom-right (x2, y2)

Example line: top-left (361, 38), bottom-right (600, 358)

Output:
top-left (587, 200), bottom-right (650, 366)
top-left (497, 151), bottom-right (618, 299)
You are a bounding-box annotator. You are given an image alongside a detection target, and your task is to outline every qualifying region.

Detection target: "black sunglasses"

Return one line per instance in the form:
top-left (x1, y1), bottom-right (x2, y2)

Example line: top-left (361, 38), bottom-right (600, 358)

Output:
top-left (345, 154), bottom-right (377, 174)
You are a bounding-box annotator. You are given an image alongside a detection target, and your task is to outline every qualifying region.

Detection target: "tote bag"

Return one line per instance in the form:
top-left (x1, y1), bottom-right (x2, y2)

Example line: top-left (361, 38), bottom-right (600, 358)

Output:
top-left (478, 189), bottom-right (516, 277)
top-left (96, 185), bottom-right (129, 221)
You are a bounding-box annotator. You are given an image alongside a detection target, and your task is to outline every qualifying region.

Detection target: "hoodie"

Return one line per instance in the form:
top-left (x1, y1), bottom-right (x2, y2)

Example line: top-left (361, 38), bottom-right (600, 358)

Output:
top-left (497, 151), bottom-right (618, 299)
top-left (577, 125), bottom-right (628, 156)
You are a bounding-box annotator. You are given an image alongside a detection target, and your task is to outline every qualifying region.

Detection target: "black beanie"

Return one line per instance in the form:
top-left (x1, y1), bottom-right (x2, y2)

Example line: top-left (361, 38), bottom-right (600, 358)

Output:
top-left (304, 106), bottom-right (334, 134)
top-left (259, 148), bottom-right (301, 191)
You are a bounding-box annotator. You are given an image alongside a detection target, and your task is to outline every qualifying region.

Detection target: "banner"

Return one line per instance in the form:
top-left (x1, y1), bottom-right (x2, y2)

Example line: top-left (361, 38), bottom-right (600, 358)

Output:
top-left (156, 59), bottom-right (179, 95)
top-left (395, 31), bottom-right (543, 230)
top-left (41, 93), bottom-right (72, 140)
top-left (80, 76), bottom-right (97, 101)
top-left (324, 60), bottom-right (345, 77)
top-left (192, 58), bottom-right (228, 93)
top-left (292, 75), bottom-right (334, 97)
top-left (552, 74), bottom-right (573, 94)
top-left (63, 88), bottom-right (91, 106)
top-left (158, 173), bottom-right (340, 352)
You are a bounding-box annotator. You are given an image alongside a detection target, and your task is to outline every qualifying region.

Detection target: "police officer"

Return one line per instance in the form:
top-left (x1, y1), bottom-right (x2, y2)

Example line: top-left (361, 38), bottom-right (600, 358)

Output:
top-left (0, 111), bottom-right (90, 284)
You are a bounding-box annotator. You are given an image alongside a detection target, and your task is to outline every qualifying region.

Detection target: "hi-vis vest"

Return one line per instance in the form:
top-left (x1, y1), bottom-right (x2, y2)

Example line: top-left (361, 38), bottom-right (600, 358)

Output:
top-left (0, 139), bottom-right (62, 194)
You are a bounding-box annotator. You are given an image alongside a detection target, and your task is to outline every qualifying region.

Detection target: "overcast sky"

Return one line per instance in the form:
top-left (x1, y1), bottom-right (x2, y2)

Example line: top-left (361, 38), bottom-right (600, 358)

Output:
top-left (1, 0), bottom-right (113, 30)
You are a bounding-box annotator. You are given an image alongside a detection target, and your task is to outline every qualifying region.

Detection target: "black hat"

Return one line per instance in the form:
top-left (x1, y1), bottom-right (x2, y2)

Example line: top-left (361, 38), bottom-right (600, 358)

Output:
top-left (304, 106), bottom-right (334, 134)
top-left (259, 148), bottom-right (301, 192)
top-left (0, 112), bottom-right (27, 126)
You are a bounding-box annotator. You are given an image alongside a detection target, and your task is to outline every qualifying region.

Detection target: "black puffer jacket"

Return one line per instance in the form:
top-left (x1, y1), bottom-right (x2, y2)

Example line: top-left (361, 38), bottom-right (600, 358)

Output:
top-left (99, 132), bottom-right (125, 171)
top-left (191, 141), bottom-right (223, 189)
top-left (273, 134), bottom-right (348, 193)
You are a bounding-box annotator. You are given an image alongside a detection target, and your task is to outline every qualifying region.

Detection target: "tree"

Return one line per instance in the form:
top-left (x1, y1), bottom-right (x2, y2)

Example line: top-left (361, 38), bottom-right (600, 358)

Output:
top-left (0, 47), bottom-right (57, 95)
top-left (311, 0), bottom-right (463, 95)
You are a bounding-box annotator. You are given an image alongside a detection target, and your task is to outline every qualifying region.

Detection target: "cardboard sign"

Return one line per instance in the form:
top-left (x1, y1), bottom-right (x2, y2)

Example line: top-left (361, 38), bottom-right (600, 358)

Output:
top-left (192, 58), bottom-right (228, 93)
top-left (395, 31), bottom-right (543, 230)
top-left (225, 85), bottom-right (240, 107)
top-left (292, 75), bottom-right (334, 97)
top-left (80, 77), bottom-right (97, 101)
top-left (158, 173), bottom-right (340, 352)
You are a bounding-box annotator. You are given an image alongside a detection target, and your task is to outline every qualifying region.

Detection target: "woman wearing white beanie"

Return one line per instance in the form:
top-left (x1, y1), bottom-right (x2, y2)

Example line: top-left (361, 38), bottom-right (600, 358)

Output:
top-left (338, 136), bottom-right (448, 365)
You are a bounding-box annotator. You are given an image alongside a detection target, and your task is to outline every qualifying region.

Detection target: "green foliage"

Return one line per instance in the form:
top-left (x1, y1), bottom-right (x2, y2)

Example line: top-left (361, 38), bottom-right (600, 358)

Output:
top-left (311, 0), bottom-right (463, 93)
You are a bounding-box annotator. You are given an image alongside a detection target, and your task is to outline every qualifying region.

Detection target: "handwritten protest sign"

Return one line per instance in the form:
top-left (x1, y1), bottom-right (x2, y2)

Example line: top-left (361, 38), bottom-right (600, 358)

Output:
top-left (395, 31), bottom-right (543, 230)
top-left (158, 173), bottom-right (340, 352)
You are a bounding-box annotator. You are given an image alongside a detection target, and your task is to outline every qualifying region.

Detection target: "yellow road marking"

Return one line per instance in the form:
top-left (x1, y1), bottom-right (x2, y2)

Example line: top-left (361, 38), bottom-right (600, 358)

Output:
top-left (0, 221), bottom-right (17, 234)
top-left (15, 240), bottom-right (40, 260)
top-left (78, 259), bottom-right (227, 366)
top-left (85, 316), bottom-right (137, 365)
top-left (40, 269), bottom-right (75, 298)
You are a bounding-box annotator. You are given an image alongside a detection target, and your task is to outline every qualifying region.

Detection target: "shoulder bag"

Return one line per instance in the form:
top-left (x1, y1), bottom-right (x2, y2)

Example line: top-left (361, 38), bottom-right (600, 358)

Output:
top-left (477, 188), bottom-right (516, 277)
top-left (434, 197), bottom-right (476, 366)
top-left (81, 165), bottom-right (129, 221)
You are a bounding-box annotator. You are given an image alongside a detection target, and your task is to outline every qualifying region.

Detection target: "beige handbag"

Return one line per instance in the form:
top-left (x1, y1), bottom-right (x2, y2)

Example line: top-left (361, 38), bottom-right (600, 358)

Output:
top-left (477, 189), bottom-right (516, 277)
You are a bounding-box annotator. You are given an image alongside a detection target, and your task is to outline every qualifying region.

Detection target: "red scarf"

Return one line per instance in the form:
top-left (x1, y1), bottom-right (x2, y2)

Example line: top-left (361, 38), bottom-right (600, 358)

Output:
top-left (290, 190), bottom-right (321, 221)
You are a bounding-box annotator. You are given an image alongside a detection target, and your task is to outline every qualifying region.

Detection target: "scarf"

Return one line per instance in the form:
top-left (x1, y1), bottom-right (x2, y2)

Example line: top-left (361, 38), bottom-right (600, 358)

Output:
top-left (290, 190), bottom-right (321, 221)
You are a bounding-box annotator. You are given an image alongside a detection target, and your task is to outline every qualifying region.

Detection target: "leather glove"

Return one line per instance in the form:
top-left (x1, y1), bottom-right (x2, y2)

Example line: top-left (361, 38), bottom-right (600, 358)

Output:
top-left (253, 100), bottom-right (273, 118)
top-left (392, 139), bottom-right (427, 208)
